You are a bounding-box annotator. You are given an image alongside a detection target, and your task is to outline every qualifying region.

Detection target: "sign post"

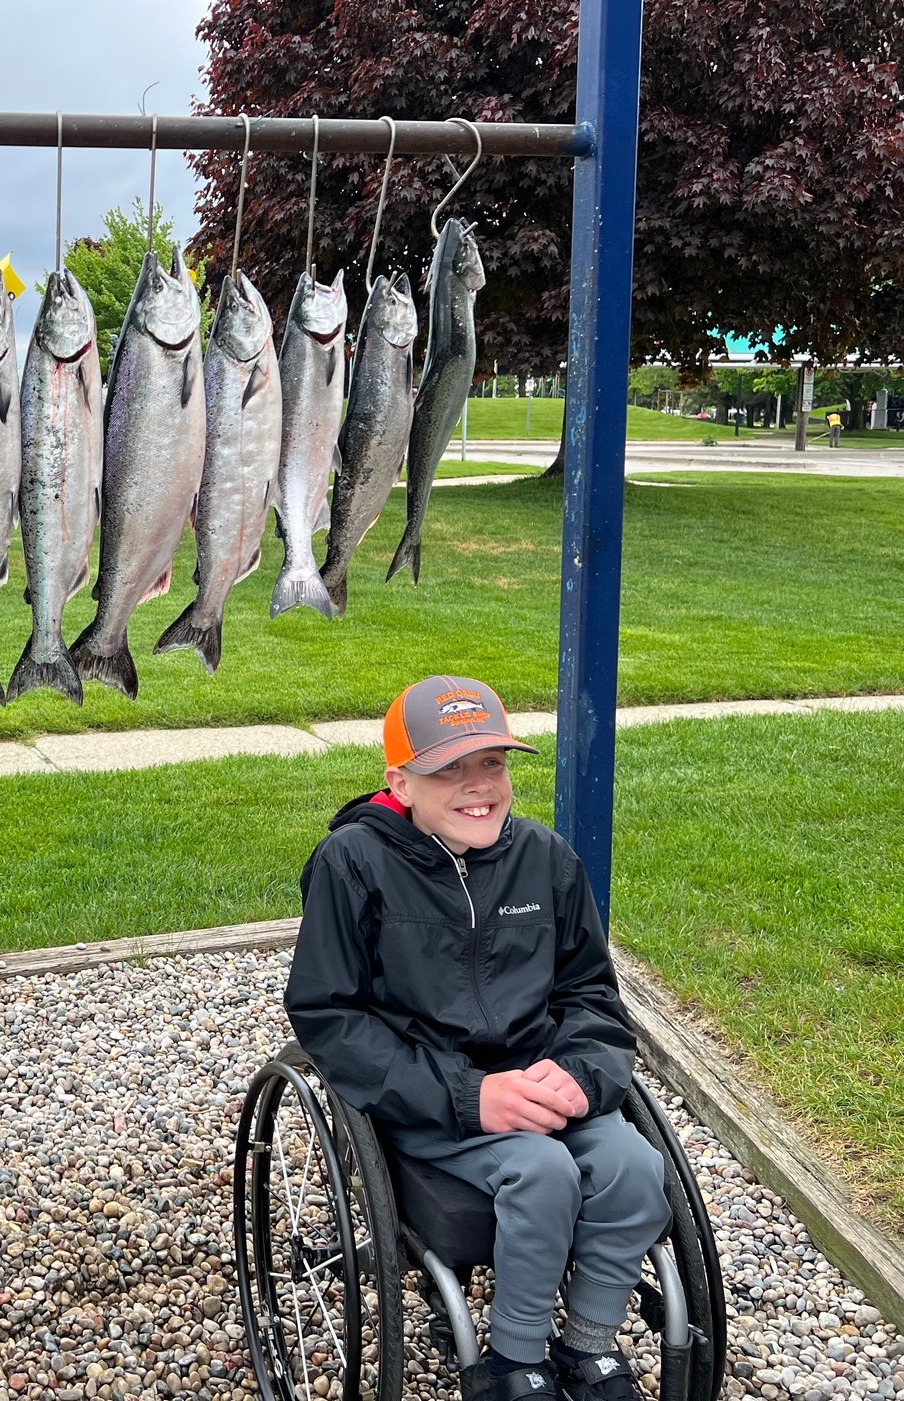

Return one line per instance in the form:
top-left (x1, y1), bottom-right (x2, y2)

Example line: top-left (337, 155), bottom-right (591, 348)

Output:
top-left (794, 364), bottom-right (814, 452)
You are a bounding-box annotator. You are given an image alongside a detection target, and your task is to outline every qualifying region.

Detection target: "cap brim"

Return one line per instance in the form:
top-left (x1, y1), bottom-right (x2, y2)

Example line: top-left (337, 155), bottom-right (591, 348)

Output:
top-left (405, 733), bottom-right (540, 774)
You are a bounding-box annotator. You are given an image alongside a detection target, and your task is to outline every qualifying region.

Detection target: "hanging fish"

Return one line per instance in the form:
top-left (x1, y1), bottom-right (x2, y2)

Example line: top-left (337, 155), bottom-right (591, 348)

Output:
top-left (72, 247), bottom-right (205, 700)
top-left (0, 286), bottom-right (21, 599)
top-left (320, 273), bottom-right (417, 620)
top-left (270, 270), bottom-right (347, 620)
top-left (386, 218), bottom-right (484, 584)
top-left (155, 272), bottom-right (281, 672)
top-left (7, 270), bottom-right (103, 705)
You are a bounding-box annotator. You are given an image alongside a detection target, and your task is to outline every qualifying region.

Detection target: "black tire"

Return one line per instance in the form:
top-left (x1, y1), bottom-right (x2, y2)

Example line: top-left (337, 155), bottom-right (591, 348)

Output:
top-left (234, 1041), bottom-right (405, 1401)
top-left (624, 1075), bottom-right (727, 1401)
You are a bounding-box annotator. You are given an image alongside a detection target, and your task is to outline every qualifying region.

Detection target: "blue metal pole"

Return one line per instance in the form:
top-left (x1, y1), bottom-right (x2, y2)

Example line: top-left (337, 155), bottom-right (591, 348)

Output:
top-left (555, 0), bottom-right (644, 925)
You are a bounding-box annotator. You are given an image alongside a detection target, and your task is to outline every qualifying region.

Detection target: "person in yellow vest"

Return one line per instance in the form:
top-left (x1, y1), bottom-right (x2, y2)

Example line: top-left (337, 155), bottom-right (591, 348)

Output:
top-left (826, 410), bottom-right (842, 447)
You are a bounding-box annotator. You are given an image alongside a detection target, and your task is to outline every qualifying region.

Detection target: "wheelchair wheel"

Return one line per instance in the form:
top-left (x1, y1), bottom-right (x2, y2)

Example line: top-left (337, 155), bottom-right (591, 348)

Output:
top-left (234, 1041), bottom-right (405, 1401)
top-left (623, 1075), bottom-right (727, 1401)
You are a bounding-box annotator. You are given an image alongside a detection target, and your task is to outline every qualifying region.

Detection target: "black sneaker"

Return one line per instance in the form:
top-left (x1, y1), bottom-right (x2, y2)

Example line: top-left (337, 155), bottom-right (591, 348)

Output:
top-left (460, 1356), bottom-right (564, 1401)
top-left (549, 1337), bottom-right (643, 1401)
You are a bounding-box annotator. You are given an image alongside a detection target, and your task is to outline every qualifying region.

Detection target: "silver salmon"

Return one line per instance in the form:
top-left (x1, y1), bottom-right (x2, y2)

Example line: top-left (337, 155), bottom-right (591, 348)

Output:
top-left (320, 273), bottom-right (417, 619)
top-left (7, 270), bottom-right (103, 705)
top-left (0, 287), bottom-right (21, 601)
top-left (387, 219), bottom-right (484, 584)
top-left (72, 247), bottom-right (205, 699)
top-left (270, 270), bottom-right (347, 619)
top-left (155, 272), bottom-right (281, 672)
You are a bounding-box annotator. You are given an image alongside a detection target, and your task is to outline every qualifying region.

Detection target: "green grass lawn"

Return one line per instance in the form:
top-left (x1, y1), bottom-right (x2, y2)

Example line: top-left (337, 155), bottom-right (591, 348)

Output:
top-left (2, 472), bottom-right (903, 740)
top-left (3, 713), bottom-right (902, 1226)
top-left (451, 399), bottom-right (762, 442)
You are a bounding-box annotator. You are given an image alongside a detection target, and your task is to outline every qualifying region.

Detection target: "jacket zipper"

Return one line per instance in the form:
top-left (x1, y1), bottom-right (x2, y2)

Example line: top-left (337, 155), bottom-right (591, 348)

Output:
top-left (431, 836), bottom-right (475, 928)
top-left (431, 837), bottom-right (492, 1033)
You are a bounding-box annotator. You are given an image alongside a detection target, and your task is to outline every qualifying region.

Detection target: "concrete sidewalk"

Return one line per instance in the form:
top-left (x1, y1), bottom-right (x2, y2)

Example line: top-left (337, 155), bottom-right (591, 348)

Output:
top-left (445, 437), bottom-right (904, 476)
top-left (3, 692), bottom-right (904, 777)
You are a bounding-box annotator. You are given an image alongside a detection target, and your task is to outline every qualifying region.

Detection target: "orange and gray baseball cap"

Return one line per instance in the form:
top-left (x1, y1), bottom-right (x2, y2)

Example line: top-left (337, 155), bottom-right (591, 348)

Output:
top-left (383, 675), bottom-right (540, 774)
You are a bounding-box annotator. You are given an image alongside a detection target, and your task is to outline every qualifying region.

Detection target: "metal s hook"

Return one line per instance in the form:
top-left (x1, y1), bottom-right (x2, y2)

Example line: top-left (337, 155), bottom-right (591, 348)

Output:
top-left (305, 114), bottom-right (319, 279)
top-left (365, 115), bottom-right (397, 295)
top-left (431, 117), bottom-right (483, 240)
top-left (55, 112), bottom-right (63, 274)
top-left (147, 113), bottom-right (159, 252)
top-left (230, 114), bottom-right (253, 283)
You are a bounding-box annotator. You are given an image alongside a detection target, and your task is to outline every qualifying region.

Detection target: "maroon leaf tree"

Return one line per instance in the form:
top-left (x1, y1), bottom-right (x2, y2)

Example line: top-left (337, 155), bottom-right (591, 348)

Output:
top-left (191, 0), bottom-right (904, 385)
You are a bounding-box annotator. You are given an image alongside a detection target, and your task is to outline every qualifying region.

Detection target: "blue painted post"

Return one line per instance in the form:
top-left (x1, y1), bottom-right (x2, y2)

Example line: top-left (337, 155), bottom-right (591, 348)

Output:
top-left (555, 0), bottom-right (644, 924)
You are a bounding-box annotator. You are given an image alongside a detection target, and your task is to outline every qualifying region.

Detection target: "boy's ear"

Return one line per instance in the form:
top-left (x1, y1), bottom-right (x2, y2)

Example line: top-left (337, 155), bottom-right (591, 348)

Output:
top-left (385, 766), bottom-right (414, 807)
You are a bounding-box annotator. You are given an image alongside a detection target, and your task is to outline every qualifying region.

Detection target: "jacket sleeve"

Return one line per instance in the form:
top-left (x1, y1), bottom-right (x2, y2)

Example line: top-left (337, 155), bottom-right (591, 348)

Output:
top-left (546, 846), bottom-right (636, 1117)
top-left (284, 838), bottom-right (485, 1139)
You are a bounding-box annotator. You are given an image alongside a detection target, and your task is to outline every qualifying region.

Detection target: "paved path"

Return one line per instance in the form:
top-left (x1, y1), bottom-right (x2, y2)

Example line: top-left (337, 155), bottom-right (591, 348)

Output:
top-left (3, 693), bottom-right (904, 777)
top-left (446, 437), bottom-right (904, 475)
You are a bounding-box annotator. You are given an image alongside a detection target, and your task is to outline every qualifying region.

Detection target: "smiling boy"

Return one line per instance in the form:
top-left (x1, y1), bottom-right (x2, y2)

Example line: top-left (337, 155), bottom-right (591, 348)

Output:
top-left (285, 675), bottom-right (670, 1401)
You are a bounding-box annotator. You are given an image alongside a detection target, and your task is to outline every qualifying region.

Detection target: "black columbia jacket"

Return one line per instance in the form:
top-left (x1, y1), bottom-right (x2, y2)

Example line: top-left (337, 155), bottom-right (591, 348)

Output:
top-left (284, 793), bottom-right (636, 1140)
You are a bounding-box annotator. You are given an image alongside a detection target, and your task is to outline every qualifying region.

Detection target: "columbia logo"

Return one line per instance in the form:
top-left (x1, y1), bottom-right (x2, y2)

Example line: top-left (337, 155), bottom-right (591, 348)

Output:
top-left (526, 1374), bottom-right (547, 1392)
top-left (498, 902), bottom-right (541, 916)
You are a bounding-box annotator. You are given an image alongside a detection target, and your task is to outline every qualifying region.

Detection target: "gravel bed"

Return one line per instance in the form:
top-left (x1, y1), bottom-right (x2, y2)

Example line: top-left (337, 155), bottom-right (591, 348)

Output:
top-left (1, 949), bottom-right (901, 1401)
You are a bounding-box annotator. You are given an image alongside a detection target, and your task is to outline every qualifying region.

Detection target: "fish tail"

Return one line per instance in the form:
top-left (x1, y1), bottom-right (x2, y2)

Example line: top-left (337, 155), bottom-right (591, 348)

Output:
top-left (7, 637), bottom-right (83, 706)
top-left (0, 552), bottom-right (8, 588)
top-left (71, 625), bottom-right (139, 701)
top-left (386, 528), bottom-right (421, 585)
top-left (270, 565), bottom-right (333, 620)
top-left (319, 564), bottom-right (348, 620)
top-left (154, 603), bottom-right (222, 674)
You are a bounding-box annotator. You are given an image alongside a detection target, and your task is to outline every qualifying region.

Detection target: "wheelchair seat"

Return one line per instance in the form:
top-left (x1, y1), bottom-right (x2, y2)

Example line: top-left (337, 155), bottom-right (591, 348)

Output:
top-left (233, 1040), bottom-right (727, 1401)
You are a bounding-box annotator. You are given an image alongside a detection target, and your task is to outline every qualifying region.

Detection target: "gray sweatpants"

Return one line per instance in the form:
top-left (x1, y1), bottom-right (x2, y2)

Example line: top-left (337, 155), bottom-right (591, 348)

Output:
top-left (387, 1112), bottom-right (671, 1362)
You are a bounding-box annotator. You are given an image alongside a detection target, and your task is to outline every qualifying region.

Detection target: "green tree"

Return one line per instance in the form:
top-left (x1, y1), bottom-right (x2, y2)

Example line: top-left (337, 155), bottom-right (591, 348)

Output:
top-left (60, 199), bottom-right (212, 377)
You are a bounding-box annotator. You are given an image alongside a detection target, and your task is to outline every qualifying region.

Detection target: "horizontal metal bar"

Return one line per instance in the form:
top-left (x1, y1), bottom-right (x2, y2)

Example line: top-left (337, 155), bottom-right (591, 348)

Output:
top-left (0, 112), bottom-right (592, 159)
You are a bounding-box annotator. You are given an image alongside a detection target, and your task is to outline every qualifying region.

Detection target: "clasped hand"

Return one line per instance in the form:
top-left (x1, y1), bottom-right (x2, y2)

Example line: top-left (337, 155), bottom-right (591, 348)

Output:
top-left (479, 1059), bottom-right (589, 1134)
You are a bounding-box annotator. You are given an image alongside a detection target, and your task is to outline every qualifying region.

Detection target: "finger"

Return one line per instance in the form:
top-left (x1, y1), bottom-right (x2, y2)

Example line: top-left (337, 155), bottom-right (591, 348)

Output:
top-left (517, 1079), bottom-right (575, 1117)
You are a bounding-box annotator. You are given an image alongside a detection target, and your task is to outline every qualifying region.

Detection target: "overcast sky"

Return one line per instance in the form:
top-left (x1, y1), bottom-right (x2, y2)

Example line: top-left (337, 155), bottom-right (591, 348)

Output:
top-left (3, 0), bottom-right (212, 359)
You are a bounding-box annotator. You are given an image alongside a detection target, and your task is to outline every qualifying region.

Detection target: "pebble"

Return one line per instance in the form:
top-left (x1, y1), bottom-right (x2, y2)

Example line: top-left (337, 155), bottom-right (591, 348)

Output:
top-left (0, 951), bottom-right (902, 1401)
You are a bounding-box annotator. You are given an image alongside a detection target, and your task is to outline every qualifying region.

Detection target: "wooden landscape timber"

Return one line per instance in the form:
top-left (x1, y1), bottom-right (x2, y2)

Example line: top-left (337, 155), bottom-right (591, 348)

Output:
top-left (1, 919), bottom-right (902, 1329)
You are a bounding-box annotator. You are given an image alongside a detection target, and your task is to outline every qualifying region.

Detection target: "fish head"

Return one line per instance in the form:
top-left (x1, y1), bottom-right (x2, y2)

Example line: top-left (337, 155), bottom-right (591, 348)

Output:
top-left (210, 271), bottom-right (272, 361)
top-left (298, 268), bottom-right (347, 344)
top-left (452, 220), bottom-right (486, 292)
top-left (34, 268), bottom-right (95, 361)
top-left (374, 272), bottom-right (418, 349)
top-left (134, 246), bottom-right (201, 348)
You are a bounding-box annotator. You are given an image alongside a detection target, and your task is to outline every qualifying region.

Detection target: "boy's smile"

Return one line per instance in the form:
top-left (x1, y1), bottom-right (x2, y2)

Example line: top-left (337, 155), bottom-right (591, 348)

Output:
top-left (386, 748), bottom-right (513, 855)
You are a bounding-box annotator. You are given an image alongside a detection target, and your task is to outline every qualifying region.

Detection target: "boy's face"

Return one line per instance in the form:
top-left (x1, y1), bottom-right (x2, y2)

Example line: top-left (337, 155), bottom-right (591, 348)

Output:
top-left (385, 747), bottom-right (513, 855)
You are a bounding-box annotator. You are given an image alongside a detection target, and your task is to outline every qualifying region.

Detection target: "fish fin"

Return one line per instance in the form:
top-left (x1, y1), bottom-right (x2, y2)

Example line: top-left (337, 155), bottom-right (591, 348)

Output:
top-left (91, 578), bottom-right (101, 602)
top-left (181, 349), bottom-right (199, 408)
top-left (138, 565), bottom-right (172, 605)
top-left (77, 361), bottom-right (91, 409)
top-left (192, 560), bottom-right (201, 586)
top-left (313, 496), bottom-right (331, 533)
top-left (23, 583), bottom-right (31, 605)
top-left (154, 604), bottom-right (222, 674)
top-left (0, 553), bottom-right (7, 587)
top-left (0, 678), bottom-right (4, 706)
top-left (270, 565), bottom-right (333, 620)
top-left (319, 564), bottom-right (347, 620)
top-left (325, 344), bottom-right (337, 387)
top-left (0, 382), bottom-right (9, 425)
top-left (235, 544), bottom-right (262, 585)
top-left (406, 352), bottom-right (413, 397)
top-left (273, 509), bottom-right (284, 541)
top-left (190, 494), bottom-right (199, 530)
top-left (71, 626), bottom-right (138, 700)
top-left (242, 360), bottom-right (267, 408)
top-left (386, 527), bottom-right (421, 585)
top-left (7, 637), bottom-right (83, 706)
top-left (65, 561), bottom-right (91, 601)
top-left (331, 443), bottom-right (342, 478)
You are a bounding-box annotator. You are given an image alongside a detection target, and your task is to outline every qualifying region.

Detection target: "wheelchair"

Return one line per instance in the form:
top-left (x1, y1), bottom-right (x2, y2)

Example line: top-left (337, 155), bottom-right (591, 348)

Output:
top-left (234, 1041), bottom-right (727, 1401)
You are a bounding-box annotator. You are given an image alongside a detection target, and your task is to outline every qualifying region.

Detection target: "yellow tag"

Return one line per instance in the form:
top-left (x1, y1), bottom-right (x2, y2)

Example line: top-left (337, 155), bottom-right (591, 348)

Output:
top-left (0, 254), bottom-right (26, 300)
top-left (187, 268), bottom-right (197, 284)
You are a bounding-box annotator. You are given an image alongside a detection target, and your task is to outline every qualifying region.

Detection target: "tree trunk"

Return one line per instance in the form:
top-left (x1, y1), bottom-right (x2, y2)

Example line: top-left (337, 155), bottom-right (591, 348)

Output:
top-left (543, 395), bottom-right (567, 476)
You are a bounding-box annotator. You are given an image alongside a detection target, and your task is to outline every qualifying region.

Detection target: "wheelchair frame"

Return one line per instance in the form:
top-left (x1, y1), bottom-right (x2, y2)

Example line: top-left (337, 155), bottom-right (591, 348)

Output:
top-left (234, 1042), bottom-right (727, 1401)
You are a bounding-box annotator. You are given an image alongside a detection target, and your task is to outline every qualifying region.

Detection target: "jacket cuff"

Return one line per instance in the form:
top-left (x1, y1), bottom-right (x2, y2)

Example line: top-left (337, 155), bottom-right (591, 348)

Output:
top-left (458, 1069), bottom-right (486, 1137)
